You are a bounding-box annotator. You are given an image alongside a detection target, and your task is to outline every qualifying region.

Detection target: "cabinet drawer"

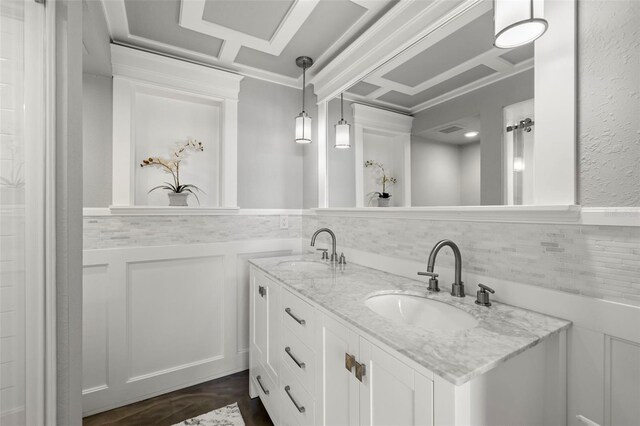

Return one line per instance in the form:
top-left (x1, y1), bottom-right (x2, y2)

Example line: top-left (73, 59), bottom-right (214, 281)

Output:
top-left (282, 289), bottom-right (316, 347)
top-left (281, 332), bottom-right (315, 393)
top-left (251, 364), bottom-right (279, 423)
top-left (280, 364), bottom-right (315, 426)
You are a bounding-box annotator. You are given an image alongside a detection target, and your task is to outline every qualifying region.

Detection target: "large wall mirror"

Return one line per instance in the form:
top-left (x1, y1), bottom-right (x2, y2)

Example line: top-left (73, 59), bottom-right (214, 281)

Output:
top-left (321, 0), bottom-right (576, 209)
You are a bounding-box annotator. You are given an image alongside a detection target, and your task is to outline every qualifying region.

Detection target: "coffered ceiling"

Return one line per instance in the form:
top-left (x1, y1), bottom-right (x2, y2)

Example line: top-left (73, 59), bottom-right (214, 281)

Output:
top-left (100, 0), bottom-right (397, 87)
top-left (345, 1), bottom-right (535, 114)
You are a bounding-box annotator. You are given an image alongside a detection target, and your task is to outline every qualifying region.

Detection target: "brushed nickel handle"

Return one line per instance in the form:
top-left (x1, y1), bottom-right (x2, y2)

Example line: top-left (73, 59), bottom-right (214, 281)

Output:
top-left (284, 385), bottom-right (305, 413)
top-left (285, 346), bottom-right (306, 369)
top-left (256, 375), bottom-right (269, 395)
top-left (285, 308), bottom-right (305, 325)
top-left (345, 353), bottom-right (356, 372)
top-left (355, 361), bottom-right (366, 382)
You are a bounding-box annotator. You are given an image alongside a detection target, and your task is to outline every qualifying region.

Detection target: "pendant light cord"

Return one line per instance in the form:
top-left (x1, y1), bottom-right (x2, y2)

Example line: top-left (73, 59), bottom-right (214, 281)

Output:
top-left (302, 65), bottom-right (306, 113)
top-left (340, 92), bottom-right (344, 120)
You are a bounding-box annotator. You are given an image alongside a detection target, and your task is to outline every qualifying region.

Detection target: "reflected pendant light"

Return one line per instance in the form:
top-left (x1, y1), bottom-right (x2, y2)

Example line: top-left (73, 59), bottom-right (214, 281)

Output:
top-left (334, 93), bottom-right (351, 149)
top-left (494, 0), bottom-right (548, 49)
top-left (295, 56), bottom-right (313, 144)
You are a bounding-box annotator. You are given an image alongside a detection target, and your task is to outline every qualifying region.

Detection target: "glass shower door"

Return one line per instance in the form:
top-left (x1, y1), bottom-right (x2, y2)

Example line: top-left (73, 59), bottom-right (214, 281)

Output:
top-left (1, 0), bottom-right (46, 424)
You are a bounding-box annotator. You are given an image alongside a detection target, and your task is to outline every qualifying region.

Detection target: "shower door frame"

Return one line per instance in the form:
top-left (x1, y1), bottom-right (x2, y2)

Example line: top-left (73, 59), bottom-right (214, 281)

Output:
top-left (20, 0), bottom-right (57, 424)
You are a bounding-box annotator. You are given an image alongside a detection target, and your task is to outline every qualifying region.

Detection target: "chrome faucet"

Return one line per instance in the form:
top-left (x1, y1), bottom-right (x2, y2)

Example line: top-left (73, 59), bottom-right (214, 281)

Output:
top-left (310, 228), bottom-right (345, 264)
top-left (418, 239), bottom-right (465, 297)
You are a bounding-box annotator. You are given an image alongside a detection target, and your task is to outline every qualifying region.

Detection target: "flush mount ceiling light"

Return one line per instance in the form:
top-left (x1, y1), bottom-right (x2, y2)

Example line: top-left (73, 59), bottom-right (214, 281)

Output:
top-left (335, 93), bottom-right (351, 149)
top-left (494, 0), bottom-right (548, 49)
top-left (464, 131), bottom-right (479, 138)
top-left (295, 56), bottom-right (313, 144)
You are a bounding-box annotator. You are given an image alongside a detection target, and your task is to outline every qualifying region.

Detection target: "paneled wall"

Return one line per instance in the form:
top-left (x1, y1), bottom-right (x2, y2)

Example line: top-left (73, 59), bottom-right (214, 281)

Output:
top-left (82, 214), bottom-right (302, 414)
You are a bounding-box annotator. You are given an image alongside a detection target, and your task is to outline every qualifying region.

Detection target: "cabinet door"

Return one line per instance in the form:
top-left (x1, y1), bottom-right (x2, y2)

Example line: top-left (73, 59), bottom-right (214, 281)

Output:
top-left (263, 275), bottom-right (281, 381)
top-left (359, 338), bottom-right (433, 426)
top-left (317, 314), bottom-right (360, 426)
top-left (250, 270), bottom-right (281, 381)
top-left (250, 269), bottom-right (268, 365)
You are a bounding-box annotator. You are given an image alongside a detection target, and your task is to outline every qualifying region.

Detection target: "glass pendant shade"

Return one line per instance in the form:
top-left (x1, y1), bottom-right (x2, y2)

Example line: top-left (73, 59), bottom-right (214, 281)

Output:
top-left (335, 120), bottom-right (351, 148)
top-left (494, 0), bottom-right (548, 49)
top-left (295, 112), bottom-right (312, 144)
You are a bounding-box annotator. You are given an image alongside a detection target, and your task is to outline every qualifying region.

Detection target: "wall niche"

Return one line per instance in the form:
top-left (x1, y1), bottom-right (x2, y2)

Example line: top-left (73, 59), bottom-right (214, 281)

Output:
top-left (110, 45), bottom-right (243, 211)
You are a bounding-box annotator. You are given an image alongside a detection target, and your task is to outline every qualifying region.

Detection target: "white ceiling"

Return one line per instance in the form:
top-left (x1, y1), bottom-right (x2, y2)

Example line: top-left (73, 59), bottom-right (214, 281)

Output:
top-left (99, 0), bottom-right (397, 87)
top-left (345, 1), bottom-right (535, 114)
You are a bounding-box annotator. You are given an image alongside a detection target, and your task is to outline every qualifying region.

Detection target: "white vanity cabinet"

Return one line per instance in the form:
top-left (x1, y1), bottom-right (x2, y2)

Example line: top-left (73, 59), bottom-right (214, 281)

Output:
top-left (250, 266), bottom-right (434, 426)
top-left (318, 314), bottom-right (433, 426)
top-left (249, 264), bottom-right (565, 426)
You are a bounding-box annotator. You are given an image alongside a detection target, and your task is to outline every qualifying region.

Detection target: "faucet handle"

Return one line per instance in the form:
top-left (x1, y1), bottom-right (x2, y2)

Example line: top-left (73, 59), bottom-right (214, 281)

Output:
top-left (475, 283), bottom-right (495, 307)
top-left (417, 271), bottom-right (438, 278)
top-left (316, 248), bottom-right (329, 260)
top-left (418, 271), bottom-right (440, 292)
top-left (339, 253), bottom-right (347, 265)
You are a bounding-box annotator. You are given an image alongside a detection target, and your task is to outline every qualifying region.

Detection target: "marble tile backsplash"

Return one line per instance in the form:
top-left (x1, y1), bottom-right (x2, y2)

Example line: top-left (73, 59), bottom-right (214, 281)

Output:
top-left (83, 214), bottom-right (302, 250)
top-left (303, 215), bottom-right (640, 306)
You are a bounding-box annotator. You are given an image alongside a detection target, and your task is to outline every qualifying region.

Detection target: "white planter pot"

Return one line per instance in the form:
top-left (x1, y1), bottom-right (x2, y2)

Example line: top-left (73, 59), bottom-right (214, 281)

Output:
top-left (378, 197), bottom-right (390, 207)
top-left (168, 192), bottom-right (189, 206)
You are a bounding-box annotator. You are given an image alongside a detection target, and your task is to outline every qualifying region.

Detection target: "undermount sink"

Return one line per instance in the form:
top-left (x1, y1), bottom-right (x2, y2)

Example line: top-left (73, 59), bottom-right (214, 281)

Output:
top-left (276, 260), bottom-right (330, 271)
top-left (365, 293), bottom-right (478, 331)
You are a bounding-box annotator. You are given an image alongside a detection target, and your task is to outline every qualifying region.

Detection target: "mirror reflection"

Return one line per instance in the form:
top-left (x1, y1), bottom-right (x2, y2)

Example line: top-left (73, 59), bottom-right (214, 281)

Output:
top-left (327, 2), bottom-right (542, 208)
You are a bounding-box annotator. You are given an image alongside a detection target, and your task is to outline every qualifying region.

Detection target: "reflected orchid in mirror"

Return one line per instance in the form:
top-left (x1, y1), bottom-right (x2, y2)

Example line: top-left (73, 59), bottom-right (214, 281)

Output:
top-left (364, 160), bottom-right (397, 199)
top-left (140, 138), bottom-right (205, 204)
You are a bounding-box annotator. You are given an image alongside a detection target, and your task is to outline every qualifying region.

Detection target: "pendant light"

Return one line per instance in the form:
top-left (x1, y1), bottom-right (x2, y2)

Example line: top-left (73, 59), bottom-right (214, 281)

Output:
top-left (334, 93), bottom-right (351, 149)
top-left (295, 56), bottom-right (313, 144)
top-left (494, 0), bottom-right (548, 49)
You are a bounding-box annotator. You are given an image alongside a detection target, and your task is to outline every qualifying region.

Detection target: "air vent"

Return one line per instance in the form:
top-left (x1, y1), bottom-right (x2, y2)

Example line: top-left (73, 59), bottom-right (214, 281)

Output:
top-left (438, 125), bottom-right (463, 134)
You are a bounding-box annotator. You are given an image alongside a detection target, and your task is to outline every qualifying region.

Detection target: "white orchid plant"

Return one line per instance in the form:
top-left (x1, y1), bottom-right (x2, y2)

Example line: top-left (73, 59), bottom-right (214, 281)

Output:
top-left (364, 160), bottom-right (397, 199)
top-left (140, 138), bottom-right (205, 204)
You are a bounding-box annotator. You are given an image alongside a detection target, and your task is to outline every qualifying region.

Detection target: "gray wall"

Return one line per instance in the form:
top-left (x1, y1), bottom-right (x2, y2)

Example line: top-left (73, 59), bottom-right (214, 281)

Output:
top-left (411, 137), bottom-right (481, 206)
top-left (460, 142), bottom-right (481, 205)
top-left (237, 77), bottom-right (305, 208)
top-left (82, 74), bottom-right (112, 207)
top-left (327, 96), bottom-right (356, 207)
top-left (577, 0), bottom-right (640, 207)
top-left (411, 137), bottom-right (461, 206)
top-left (302, 84), bottom-right (319, 209)
top-left (412, 70), bottom-right (534, 206)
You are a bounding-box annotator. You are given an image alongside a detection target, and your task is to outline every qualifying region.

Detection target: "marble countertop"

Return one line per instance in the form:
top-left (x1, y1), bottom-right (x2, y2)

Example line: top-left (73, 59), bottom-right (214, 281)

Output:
top-left (250, 254), bottom-right (571, 386)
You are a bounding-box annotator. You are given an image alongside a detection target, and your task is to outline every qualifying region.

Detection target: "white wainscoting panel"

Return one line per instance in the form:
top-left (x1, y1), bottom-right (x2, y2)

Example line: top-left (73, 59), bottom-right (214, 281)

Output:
top-left (82, 239), bottom-right (299, 416)
top-left (82, 264), bottom-right (109, 394)
top-left (606, 337), bottom-right (640, 426)
top-left (127, 256), bottom-right (225, 380)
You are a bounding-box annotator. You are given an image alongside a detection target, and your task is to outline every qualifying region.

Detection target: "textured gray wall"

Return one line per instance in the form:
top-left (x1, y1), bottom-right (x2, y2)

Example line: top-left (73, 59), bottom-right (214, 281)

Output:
top-left (578, 0), bottom-right (640, 207)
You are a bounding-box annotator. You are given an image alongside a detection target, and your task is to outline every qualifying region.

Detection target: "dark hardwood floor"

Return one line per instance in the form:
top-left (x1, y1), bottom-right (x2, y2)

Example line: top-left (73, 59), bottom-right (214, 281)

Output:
top-left (83, 370), bottom-right (273, 426)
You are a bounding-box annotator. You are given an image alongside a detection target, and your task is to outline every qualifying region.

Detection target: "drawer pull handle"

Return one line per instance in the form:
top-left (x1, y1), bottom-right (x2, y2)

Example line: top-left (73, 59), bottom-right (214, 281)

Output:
top-left (256, 375), bottom-right (269, 395)
top-left (285, 308), bottom-right (306, 325)
top-left (284, 385), bottom-right (305, 413)
top-left (285, 346), bottom-right (306, 369)
top-left (258, 285), bottom-right (266, 298)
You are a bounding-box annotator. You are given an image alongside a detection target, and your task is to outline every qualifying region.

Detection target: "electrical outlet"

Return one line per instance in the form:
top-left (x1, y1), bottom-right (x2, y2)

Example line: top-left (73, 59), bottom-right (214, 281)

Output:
top-left (280, 215), bottom-right (289, 229)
